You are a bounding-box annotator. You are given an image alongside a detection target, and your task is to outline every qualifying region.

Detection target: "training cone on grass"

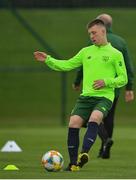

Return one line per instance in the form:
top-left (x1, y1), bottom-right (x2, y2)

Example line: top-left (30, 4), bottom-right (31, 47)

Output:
top-left (1, 141), bottom-right (22, 152)
top-left (3, 165), bottom-right (19, 170)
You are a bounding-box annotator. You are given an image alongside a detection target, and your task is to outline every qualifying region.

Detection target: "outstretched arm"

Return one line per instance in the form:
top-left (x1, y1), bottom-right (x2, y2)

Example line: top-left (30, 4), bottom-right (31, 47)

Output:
top-left (34, 49), bottom-right (83, 71)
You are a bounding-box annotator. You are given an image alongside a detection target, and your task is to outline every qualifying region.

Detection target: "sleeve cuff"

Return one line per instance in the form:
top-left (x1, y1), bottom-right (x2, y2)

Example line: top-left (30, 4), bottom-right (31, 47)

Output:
top-left (44, 55), bottom-right (51, 64)
top-left (104, 78), bottom-right (109, 87)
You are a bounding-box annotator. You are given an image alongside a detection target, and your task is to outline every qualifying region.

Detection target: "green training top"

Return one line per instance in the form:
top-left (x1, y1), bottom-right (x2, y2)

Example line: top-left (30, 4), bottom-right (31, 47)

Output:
top-left (74, 28), bottom-right (134, 98)
top-left (45, 43), bottom-right (128, 102)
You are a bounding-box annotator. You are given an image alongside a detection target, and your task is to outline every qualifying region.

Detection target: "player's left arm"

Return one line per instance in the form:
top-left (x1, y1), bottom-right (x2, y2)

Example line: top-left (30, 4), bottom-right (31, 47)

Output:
top-left (104, 52), bottom-right (128, 88)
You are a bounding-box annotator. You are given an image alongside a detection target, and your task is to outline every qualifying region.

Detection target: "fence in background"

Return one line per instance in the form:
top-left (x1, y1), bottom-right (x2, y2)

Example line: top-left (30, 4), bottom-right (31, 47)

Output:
top-left (1, 0), bottom-right (136, 8)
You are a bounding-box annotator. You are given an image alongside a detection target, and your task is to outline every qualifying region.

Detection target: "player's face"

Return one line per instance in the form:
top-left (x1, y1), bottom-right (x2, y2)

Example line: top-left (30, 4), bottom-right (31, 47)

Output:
top-left (88, 25), bottom-right (105, 46)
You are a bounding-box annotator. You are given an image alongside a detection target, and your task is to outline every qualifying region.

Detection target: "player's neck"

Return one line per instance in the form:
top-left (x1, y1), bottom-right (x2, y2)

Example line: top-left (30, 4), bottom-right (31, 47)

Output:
top-left (98, 38), bottom-right (108, 47)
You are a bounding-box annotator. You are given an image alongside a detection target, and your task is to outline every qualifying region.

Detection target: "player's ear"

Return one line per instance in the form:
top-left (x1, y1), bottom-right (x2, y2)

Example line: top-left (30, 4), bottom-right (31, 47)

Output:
top-left (102, 28), bottom-right (106, 35)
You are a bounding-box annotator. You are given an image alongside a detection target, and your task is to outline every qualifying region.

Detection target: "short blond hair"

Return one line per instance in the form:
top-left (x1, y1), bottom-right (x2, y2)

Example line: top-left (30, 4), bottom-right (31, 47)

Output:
top-left (87, 19), bottom-right (106, 30)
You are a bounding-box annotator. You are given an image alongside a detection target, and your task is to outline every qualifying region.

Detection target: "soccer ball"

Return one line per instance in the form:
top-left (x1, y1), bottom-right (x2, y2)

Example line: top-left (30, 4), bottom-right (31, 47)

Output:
top-left (42, 150), bottom-right (64, 172)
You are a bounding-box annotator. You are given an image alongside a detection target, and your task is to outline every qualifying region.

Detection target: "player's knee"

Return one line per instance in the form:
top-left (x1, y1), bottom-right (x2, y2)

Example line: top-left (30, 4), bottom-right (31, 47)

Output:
top-left (69, 115), bottom-right (83, 128)
top-left (89, 110), bottom-right (103, 124)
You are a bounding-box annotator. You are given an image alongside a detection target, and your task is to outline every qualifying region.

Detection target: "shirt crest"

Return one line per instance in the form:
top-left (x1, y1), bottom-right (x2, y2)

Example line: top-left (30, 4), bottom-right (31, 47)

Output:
top-left (102, 56), bottom-right (109, 62)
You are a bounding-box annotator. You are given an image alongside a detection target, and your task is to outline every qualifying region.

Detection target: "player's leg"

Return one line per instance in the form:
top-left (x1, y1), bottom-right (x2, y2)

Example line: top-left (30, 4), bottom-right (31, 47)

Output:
top-left (78, 110), bottom-right (103, 168)
top-left (97, 122), bottom-right (109, 157)
top-left (104, 97), bottom-right (118, 138)
top-left (66, 115), bottom-right (83, 171)
top-left (101, 97), bottom-right (118, 158)
top-left (66, 96), bottom-right (90, 171)
top-left (78, 97), bottom-right (112, 167)
top-left (82, 110), bottom-right (103, 153)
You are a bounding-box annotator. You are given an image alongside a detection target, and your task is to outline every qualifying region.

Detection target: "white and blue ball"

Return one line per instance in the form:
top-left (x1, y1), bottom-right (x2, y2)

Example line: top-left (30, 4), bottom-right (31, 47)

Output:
top-left (42, 150), bottom-right (64, 172)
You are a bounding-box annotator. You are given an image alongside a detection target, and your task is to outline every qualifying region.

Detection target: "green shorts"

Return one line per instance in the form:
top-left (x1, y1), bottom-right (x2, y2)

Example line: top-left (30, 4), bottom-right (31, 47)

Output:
top-left (71, 96), bottom-right (112, 126)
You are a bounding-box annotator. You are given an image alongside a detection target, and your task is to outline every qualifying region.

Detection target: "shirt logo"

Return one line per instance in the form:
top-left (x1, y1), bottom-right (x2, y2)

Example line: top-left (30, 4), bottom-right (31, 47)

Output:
top-left (102, 56), bottom-right (109, 62)
top-left (119, 61), bottom-right (122, 66)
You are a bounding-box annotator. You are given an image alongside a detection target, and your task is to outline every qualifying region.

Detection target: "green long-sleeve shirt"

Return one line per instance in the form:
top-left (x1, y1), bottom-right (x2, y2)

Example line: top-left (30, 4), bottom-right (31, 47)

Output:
top-left (45, 43), bottom-right (127, 102)
top-left (74, 28), bottom-right (134, 98)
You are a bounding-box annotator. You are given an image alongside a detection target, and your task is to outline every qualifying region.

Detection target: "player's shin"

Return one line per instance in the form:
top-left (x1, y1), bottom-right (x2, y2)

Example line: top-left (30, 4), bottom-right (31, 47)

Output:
top-left (82, 121), bottom-right (99, 153)
top-left (67, 128), bottom-right (80, 165)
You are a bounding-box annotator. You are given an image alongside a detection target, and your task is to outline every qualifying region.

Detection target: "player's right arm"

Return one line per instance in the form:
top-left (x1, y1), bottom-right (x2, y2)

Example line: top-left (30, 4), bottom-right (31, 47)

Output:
top-left (34, 50), bottom-right (83, 71)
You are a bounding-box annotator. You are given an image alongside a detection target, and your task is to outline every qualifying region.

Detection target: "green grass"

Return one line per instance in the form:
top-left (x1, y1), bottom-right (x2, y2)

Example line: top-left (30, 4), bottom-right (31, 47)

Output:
top-left (0, 123), bottom-right (136, 178)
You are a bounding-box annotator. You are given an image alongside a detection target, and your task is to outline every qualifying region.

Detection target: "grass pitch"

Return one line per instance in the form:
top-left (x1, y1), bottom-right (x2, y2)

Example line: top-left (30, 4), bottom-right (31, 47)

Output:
top-left (0, 122), bottom-right (136, 179)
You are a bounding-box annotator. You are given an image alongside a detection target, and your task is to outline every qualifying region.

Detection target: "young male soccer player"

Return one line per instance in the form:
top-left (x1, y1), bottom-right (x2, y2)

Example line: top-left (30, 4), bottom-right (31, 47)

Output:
top-left (72, 14), bottom-right (134, 159)
top-left (34, 19), bottom-right (128, 171)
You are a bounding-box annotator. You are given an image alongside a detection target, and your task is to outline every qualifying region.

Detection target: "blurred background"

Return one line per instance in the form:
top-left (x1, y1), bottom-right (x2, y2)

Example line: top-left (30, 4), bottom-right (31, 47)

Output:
top-left (0, 0), bottom-right (136, 125)
top-left (0, 0), bottom-right (135, 127)
top-left (0, 0), bottom-right (136, 178)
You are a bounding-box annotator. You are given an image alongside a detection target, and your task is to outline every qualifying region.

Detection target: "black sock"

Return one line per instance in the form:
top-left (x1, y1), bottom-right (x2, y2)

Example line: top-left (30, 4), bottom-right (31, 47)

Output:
top-left (82, 122), bottom-right (99, 153)
top-left (98, 122), bottom-right (109, 143)
top-left (67, 128), bottom-right (79, 165)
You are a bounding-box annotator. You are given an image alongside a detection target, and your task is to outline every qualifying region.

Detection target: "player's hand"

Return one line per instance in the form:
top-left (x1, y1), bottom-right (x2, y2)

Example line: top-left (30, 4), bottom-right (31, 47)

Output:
top-left (93, 80), bottom-right (105, 90)
top-left (72, 84), bottom-right (80, 91)
top-left (34, 51), bottom-right (47, 62)
top-left (125, 90), bottom-right (134, 102)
